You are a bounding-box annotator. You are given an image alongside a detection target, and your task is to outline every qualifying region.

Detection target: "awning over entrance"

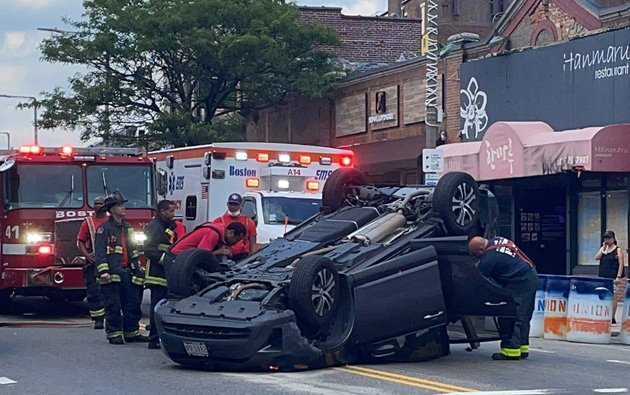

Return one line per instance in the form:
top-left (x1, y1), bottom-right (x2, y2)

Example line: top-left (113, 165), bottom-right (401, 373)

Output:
top-left (439, 122), bottom-right (630, 181)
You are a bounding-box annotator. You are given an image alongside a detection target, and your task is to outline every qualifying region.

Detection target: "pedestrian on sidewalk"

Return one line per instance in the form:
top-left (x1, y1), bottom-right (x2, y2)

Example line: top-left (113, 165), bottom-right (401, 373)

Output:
top-left (595, 229), bottom-right (626, 324)
top-left (468, 236), bottom-right (538, 361)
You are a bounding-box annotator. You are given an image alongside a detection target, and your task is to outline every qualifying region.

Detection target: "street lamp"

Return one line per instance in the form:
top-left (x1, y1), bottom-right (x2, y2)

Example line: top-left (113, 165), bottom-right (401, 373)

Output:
top-left (0, 94), bottom-right (38, 145)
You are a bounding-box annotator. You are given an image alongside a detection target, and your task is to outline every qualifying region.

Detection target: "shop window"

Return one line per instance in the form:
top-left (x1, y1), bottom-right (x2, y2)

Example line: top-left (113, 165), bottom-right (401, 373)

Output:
top-left (605, 190), bottom-right (628, 264)
top-left (185, 195), bottom-right (197, 220)
top-left (577, 191), bottom-right (601, 266)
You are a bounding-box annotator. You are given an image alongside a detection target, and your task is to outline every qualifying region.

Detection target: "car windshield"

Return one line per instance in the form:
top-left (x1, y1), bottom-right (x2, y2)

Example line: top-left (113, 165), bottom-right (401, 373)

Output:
top-left (87, 165), bottom-right (154, 208)
top-left (3, 164), bottom-right (84, 209)
top-left (262, 196), bottom-right (320, 225)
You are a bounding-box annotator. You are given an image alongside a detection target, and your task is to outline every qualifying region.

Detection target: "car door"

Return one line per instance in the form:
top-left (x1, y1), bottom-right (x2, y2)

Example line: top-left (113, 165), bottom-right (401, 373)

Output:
top-left (348, 246), bottom-right (449, 344)
top-left (411, 236), bottom-right (516, 318)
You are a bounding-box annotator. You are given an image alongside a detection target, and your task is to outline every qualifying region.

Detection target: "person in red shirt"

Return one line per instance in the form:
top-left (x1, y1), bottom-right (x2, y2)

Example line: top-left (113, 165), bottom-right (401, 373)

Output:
top-left (169, 221), bottom-right (246, 257)
top-left (76, 196), bottom-right (109, 329)
top-left (212, 193), bottom-right (258, 261)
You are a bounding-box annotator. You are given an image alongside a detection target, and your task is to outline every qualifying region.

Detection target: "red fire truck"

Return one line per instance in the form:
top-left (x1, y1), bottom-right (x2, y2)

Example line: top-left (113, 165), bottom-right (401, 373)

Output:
top-left (0, 145), bottom-right (155, 311)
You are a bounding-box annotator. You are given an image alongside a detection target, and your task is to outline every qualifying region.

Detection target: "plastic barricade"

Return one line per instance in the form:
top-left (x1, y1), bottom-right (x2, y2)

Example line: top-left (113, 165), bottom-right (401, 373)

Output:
top-left (621, 279), bottom-right (630, 345)
top-left (529, 274), bottom-right (547, 338)
top-left (543, 275), bottom-right (570, 340)
top-left (566, 277), bottom-right (613, 344)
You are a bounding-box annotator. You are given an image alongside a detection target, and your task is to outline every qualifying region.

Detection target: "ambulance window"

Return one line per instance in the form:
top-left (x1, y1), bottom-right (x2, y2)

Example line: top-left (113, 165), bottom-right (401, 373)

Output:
top-left (185, 195), bottom-right (197, 220)
top-left (241, 197), bottom-right (257, 224)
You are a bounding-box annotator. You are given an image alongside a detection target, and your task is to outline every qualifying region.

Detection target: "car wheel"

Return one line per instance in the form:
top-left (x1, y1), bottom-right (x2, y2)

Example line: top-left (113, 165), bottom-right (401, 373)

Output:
top-left (288, 256), bottom-right (339, 334)
top-left (168, 248), bottom-right (226, 298)
top-left (321, 168), bottom-right (369, 214)
top-left (0, 290), bottom-right (12, 314)
top-left (432, 172), bottom-right (480, 235)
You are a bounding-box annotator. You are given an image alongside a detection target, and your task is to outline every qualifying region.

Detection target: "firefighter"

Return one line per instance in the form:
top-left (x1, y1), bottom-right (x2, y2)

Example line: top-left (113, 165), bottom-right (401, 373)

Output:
top-left (94, 190), bottom-right (149, 345)
top-left (163, 221), bottom-right (247, 280)
top-left (76, 196), bottom-right (108, 329)
top-left (468, 236), bottom-right (538, 360)
top-left (144, 199), bottom-right (177, 349)
top-left (212, 193), bottom-right (258, 261)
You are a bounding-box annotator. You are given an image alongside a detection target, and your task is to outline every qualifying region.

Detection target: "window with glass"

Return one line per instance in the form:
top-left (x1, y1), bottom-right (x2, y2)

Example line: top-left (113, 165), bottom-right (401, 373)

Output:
top-left (577, 191), bottom-right (601, 266)
top-left (605, 190), bottom-right (628, 266)
top-left (86, 165), bottom-right (154, 208)
top-left (241, 197), bottom-right (258, 225)
top-left (3, 164), bottom-right (84, 209)
top-left (262, 197), bottom-right (320, 225)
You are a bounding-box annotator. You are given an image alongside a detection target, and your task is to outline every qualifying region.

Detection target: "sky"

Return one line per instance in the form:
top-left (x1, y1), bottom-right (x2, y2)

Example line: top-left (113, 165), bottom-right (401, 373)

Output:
top-left (0, 0), bottom-right (387, 149)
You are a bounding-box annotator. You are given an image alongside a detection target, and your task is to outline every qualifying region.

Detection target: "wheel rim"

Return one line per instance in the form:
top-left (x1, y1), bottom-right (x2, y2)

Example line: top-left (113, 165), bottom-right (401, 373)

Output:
top-left (311, 268), bottom-right (336, 317)
top-left (451, 182), bottom-right (477, 226)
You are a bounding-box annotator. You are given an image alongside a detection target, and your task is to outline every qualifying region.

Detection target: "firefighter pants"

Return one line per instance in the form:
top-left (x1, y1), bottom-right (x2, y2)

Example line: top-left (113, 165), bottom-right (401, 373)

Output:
top-left (148, 285), bottom-right (167, 344)
top-left (82, 262), bottom-right (104, 320)
top-left (101, 270), bottom-right (143, 339)
top-left (497, 268), bottom-right (538, 357)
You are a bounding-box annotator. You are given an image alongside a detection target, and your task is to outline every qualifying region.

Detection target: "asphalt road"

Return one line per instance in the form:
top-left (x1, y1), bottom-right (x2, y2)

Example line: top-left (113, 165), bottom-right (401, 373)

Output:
top-left (1, 294), bottom-right (629, 395)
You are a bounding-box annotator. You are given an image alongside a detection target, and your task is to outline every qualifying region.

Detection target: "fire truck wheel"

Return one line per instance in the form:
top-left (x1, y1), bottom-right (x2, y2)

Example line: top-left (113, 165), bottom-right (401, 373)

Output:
top-left (168, 249), bottom-right (228, 298)
top-left (432, 172), bottom-right (480, 235)
top-left (288, 256), bottom-right (339, 335)
top-left (321, 168), bottom-right (370, 214)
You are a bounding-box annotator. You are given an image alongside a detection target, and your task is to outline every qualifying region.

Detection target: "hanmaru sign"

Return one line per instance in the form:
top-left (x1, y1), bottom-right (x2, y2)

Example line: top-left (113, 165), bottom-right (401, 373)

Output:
top-left (459, 28), bottom-right (630, 142)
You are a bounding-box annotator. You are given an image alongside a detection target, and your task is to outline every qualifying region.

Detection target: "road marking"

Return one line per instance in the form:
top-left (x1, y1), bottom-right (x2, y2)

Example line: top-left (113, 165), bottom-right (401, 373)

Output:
top-left (336, 365), bottom-right (476, 393)
top-left (449, 391), bottom-right (560, 395)
top-left (593, 389), bottom-right (629, 393)
top-left (0, 377), bottom-right (17, 385)
top-left (606, 360), bottom-right (630, 365)
top-left (530, 348), bottom-right (556, 354)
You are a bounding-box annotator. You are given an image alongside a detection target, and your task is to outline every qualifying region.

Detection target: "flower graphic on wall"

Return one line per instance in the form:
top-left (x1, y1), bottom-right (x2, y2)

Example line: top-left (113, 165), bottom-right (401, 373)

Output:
top-left (460, 77), bottom-right (488, 140)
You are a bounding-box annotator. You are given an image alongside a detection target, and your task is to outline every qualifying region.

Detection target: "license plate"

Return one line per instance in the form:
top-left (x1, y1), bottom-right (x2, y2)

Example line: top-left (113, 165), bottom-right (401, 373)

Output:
top-left (183, 341), bottom-right (209, 357)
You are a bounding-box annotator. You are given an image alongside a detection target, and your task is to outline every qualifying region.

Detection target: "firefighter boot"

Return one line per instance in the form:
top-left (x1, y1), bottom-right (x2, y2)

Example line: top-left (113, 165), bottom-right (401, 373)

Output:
top-left (108, 336), bottom-right (125, 345)
top-left (492, 353), bottom-right (520, 361)
top-left (125, 333), bottom-right (150, 343)
top-left (94, 317), bottom-right (105, 330)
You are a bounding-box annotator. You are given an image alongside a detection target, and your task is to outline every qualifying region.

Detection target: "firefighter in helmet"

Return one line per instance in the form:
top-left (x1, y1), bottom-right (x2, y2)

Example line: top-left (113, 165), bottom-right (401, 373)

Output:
top-left (94, 190), bottom-right (148, 345)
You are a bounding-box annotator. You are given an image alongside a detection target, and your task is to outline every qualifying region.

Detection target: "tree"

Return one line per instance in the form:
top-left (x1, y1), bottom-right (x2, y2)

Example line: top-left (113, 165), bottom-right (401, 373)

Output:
top-left (39, 0), bottom-right (340, 147)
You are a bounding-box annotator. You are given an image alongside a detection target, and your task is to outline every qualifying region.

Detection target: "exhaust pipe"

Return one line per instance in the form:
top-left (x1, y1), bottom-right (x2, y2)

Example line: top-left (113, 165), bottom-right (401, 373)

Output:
top-left (348, 212), bottom-right (407, 244)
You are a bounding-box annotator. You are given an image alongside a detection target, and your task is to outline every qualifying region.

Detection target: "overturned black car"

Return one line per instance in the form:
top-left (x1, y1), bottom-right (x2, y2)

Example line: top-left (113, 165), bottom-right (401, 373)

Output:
top-left (155, 170), bottom-right (516, 371)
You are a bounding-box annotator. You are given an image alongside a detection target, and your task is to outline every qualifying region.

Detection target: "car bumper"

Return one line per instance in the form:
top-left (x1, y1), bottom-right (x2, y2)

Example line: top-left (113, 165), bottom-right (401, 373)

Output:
top-left (155, 300), bottom-right (328, 371)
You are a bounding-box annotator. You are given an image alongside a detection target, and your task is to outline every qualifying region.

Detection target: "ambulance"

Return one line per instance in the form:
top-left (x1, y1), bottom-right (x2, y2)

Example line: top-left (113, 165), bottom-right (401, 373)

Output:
top-left (150, 143), bottom-right (354, 243)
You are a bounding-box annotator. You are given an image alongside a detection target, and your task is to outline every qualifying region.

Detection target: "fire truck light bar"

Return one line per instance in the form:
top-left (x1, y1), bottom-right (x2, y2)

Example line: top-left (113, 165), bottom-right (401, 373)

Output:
top-left (19, 145), bottom-right (42, 154)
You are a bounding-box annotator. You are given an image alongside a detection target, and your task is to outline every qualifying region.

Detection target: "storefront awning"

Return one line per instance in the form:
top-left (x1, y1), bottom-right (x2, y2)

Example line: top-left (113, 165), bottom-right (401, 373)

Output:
top-left (439, 122), bottom-right (630, 181)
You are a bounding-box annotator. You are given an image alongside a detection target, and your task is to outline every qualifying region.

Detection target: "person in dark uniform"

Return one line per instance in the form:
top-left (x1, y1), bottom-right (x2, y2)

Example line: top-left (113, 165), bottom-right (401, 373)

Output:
top-left (595, 230), bottom-right (626, 324)
top-left (94, 191), bottom-right (149, 345)
top-left (468, 236), bottom-right (538, 360)
top-left (76, 196), bottom-right (108, 329)
top-left (144, 200), bottom-right (177, 349)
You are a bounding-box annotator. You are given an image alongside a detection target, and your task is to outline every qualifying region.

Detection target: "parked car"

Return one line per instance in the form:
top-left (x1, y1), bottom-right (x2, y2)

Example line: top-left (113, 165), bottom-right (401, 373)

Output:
top-left (155, 170), bottom-right (516, 371)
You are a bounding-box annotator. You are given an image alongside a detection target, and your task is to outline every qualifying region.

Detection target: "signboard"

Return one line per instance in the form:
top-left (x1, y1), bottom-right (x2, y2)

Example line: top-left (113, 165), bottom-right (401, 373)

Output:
top-left (422, 148), bottom-right (443, 172)
top-left (421, 33), bottom-right (430, 54)
top-left (424, 173), bottom-right (440, 186)
top-left (459, 28), bottom-right (630, 142)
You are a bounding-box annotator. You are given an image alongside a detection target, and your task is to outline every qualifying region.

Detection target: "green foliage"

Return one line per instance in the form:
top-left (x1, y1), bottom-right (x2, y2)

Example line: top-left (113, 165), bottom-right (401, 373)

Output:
top-left (39, 0), bottom-right (340, 147)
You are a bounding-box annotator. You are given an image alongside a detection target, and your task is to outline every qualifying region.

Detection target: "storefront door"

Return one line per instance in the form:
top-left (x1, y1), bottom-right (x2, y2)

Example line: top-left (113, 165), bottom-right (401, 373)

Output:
top-left (515, 188), bottom-right (567, 275)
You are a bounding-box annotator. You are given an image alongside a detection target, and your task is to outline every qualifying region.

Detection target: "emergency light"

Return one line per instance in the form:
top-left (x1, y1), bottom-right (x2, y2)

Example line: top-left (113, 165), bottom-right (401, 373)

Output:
top-left (257, 153), bottom-right (269, 162)
top-left (277, 179), bottom-right (290, 189)
top-left (235, 151), bottom-right (248, 161)
top-left (37, 245), bottom-right (54, 255)
top-left (61, 146), bottom-right (73, 155)
top-left (246, 178), bottom-right (259, 188)
top-left (278, 154), bottom-right (291, 163)
top-left (19, 145), bottom-right (42, 155)
top-left (319, 156), bottom-right (332, 165)
top-left (306, 181), bottom-right (320, 191)
top-left (299, 155), bottom-right (311, 165)
top-left (340, 156), bottom-right (353, 167)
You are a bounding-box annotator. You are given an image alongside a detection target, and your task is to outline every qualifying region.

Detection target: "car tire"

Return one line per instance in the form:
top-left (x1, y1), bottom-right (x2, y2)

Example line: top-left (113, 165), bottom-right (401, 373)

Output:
top-left (0, 290), bottom-right (12, 314)
top-left (432, 172), bottom-right (480, 235)
top-left (288, 256), bottom-right (339, 334)
top-left (321, 168), bottom-right (370, 214)
top-left (168, 248), bottom-right (226, 298)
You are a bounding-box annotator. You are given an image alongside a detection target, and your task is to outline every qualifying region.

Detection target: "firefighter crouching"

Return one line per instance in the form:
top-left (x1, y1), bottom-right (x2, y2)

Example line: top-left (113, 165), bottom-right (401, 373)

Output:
top-left (94, 191), bottom-right (149, 345)
top-left (144, 199), bottom-right (177, 350)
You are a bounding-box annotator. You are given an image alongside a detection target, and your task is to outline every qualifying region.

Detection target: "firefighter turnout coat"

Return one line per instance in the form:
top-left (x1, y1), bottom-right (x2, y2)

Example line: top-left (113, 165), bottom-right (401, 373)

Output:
top-left (144, 216), bottom-right (177, 287)
top-left (94, 217), bottom-right (144, 285)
